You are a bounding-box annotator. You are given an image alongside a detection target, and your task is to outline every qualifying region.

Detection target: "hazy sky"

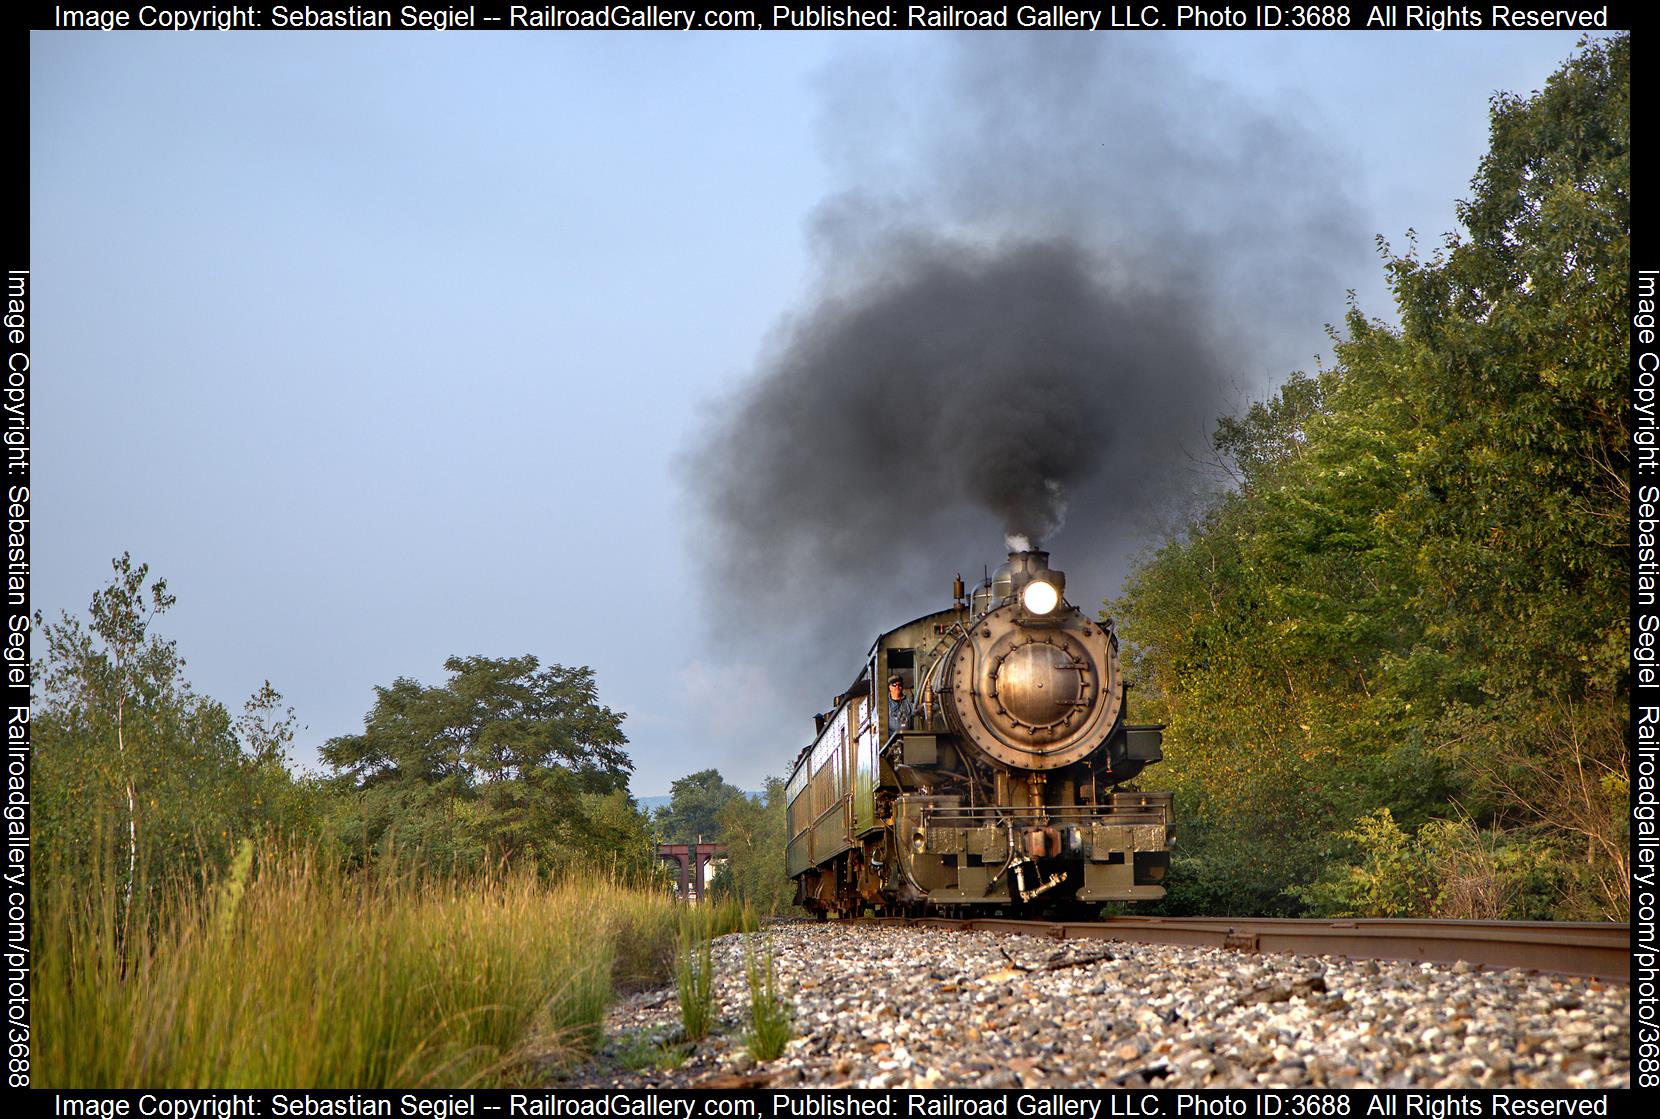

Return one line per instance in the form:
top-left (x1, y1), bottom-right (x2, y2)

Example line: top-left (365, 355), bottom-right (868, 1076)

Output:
top-left (31, 29), bottom-right (1600, 794)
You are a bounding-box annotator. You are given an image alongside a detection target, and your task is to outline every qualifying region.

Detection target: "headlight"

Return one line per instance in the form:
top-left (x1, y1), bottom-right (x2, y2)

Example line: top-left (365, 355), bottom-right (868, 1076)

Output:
top-left (1021, 580), bottom-right (1059, 615)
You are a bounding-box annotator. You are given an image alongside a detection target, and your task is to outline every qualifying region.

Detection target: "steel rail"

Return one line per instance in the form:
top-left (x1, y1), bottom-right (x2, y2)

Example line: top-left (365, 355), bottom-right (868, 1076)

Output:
top-left (880, 915), bottom-right (1631, 981)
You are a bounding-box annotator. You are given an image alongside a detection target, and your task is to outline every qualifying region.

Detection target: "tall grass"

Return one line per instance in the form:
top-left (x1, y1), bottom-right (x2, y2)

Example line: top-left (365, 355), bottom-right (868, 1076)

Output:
top-left (672, 896), bottom-right (760, 1044)
top-left (742, 935), bottom-right (792, 1062)
top-left (35, 842), bottom-right (688, 1087)
top-left (674, 906), bottom-right (717, 1042)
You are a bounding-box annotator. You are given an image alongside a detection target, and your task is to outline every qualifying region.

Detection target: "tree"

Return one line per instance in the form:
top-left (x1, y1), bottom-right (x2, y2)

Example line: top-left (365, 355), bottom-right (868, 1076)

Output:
top-left (321, 655), bottom-right (632, 870)
top-left (712, 777), bottom-right (793, 913)
top-left (1380, 35), bottom-right (1629, 915)
top-left (237, 680), bottom-right (298, 767)
top-left (1386, 34), bottom-right (1628, 703)
top-left (85, 554), bottom-right (174, 907)
top-left (1111, 37), bottom-right (1630, 919)
top-left (653, 768), bottom-right (744, 844)
top-left (579, 787), bottom-right (661, 880)
top-left (34, 556), bottom-right (305, 901)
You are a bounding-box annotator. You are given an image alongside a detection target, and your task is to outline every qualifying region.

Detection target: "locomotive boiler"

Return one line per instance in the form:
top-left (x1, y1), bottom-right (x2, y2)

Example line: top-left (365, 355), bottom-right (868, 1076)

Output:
top-left (786, 549), bottom-right (1173, 917)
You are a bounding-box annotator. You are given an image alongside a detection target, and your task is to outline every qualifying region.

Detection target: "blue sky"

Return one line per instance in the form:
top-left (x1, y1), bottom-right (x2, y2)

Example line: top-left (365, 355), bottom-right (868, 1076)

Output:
top-left (31, 29), bottom-right (1600, 794)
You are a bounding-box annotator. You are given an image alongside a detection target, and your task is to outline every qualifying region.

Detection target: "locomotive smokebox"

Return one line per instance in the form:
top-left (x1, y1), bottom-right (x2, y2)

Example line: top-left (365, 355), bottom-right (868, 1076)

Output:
top-left (997, 640), bottom-right (1083, 727)
top-left (942, 549), bottom-right (1121, 771)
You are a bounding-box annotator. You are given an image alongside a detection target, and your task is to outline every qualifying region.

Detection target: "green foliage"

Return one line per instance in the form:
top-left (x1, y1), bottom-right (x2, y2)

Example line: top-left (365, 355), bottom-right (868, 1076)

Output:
top-left (1293, 808), bottom-right (1435, 918)
top-left (1385, 34), bottom-right (1629, 705)
top-left (212, 839), bottom-right (256, 940)
top-left (1146, 815), bottom-right (1334, 919)
top-left (711, 776), bottom-right (795, 914)
top-left (33, 555), bottom-right (315, 899)
top-left (611, 1032), bottom-right (692, 1072)
top-left (1110, 37), bottom-right (1629, 920)
top-left (321, 654), bottom-right (639, 874)
top-left (1296, 809), bottom-right (1564, 920)
top-left (580, 788), bottom-right (665, 882)
top-left (654, 768), bottom-right (745, 844)
top-left (742, 935), bottom-right (792, 1062)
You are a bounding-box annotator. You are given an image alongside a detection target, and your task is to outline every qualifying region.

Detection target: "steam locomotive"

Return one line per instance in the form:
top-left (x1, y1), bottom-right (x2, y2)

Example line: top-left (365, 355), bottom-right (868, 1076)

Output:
top-left (786, 549), bottom-right (1173, 917)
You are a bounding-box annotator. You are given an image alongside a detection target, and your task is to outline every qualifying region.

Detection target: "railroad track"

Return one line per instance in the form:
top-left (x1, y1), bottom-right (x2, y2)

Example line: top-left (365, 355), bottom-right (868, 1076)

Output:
top-left (870, 915), bottom-right (1631, 981)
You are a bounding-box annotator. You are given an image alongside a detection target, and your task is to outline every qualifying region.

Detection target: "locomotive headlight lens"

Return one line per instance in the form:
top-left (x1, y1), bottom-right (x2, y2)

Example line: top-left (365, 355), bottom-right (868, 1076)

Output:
top-left (1022, 580), bottom-right (1059, 615)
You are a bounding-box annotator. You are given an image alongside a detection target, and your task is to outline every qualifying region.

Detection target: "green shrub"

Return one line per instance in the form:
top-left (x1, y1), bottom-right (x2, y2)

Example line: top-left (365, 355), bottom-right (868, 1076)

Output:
top-left (1136, 814), bottom-right (1329, 918)
top-left (1296, 808), bottom-right (1567, 919)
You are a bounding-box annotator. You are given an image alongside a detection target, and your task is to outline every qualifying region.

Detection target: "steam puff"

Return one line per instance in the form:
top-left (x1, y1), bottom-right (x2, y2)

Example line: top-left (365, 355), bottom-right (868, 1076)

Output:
top-left (688, 235), bottom-right (1224, 635)
top-left (685, 35), bottom-right (1362, 691)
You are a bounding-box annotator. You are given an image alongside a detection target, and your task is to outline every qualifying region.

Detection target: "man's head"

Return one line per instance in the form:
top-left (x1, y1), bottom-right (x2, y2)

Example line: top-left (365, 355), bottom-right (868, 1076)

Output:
top-left (888, 674), bottom-right (905, 696)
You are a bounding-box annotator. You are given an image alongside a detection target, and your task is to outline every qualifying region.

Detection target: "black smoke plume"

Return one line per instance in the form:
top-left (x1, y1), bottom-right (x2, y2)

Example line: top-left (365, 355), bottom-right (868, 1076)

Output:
top-left (686, 36), bottom-right (1363, 689)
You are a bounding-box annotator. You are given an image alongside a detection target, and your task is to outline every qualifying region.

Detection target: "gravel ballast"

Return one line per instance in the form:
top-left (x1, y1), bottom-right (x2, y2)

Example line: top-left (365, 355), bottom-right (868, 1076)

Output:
top-left (573, 923), bottom-right (1630, 1090)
